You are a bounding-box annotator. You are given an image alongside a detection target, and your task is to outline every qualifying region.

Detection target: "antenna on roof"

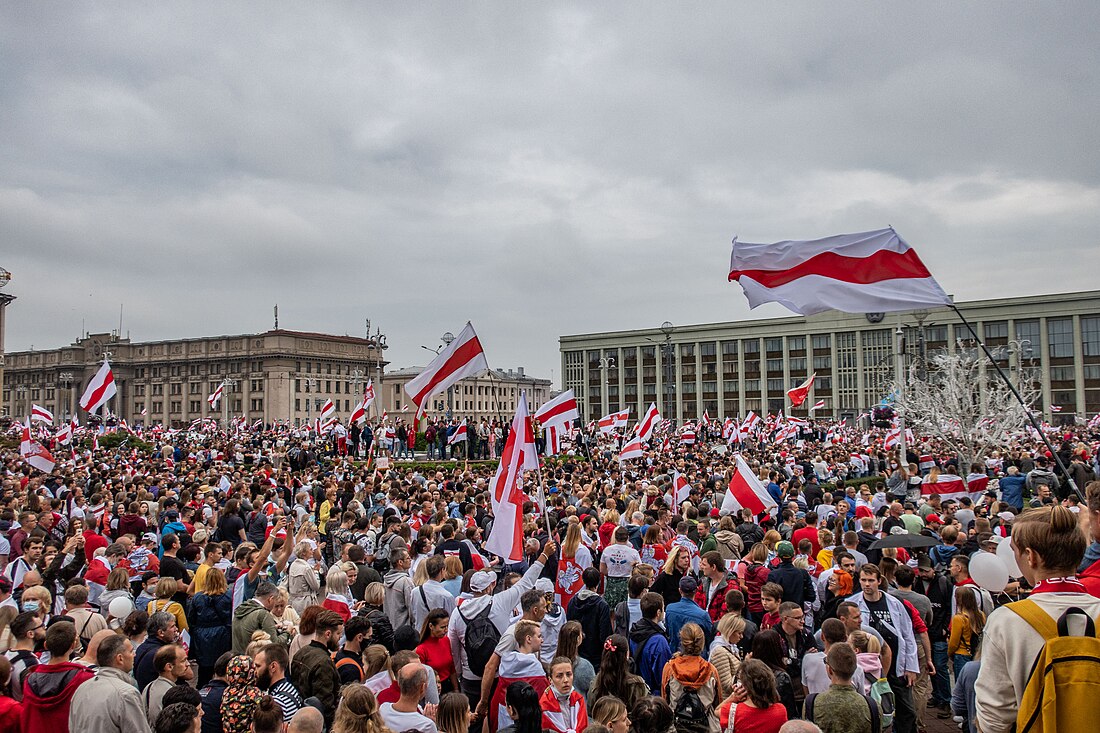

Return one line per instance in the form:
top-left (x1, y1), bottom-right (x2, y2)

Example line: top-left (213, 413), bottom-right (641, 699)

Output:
top-left (274, 304), bottom-right (279, 329)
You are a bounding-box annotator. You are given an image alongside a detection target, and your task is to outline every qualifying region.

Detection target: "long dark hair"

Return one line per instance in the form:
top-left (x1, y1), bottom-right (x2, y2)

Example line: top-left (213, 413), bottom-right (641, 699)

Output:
top-left (751, 629), bottom-right (787, 672)
top-left (555, 621), bottom-right (583, 661)
top-left (505, 681), bottom-right (542, 733)
top-left (590, 634), bottom-right (632, 702)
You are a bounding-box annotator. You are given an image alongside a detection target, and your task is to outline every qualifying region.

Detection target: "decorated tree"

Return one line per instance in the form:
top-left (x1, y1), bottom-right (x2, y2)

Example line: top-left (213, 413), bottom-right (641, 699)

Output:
top-left (896, 345), bottom-right (1039, 468)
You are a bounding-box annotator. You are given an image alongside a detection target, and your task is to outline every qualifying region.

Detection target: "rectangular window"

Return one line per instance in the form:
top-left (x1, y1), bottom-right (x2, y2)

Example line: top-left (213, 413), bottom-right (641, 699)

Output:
top-left (788, 358), bottom-right (807, 372)
top-left (680, 344), bottom-right (695, 358)
top-left (812, 334), bottom-right (831, 350)
top-left (700, 342), bottom-right (716, 357)
top-left (742, 339), bottom-right (759, 354)
top-left (1049, 318), bottom-right (1074, 358)
top-left (787, 336), bottom-right (805, 352)
top-left (765, 338), bottom-right (782, 353)
top-left (767, 379), bottom-right (785, 392)
top-left (984, 321), bottom-right (1008, 340)
top-left (190, 400), bottom-right (202, 413)
top-left (723, 380), bottom-right (739, 394)
top-left (721, 340), bottom-right (738, 356)
top-left (1049, 366), bottom-right (1075, 382)
top-left (813, 356), bottom-right (832, 370)
top-left (1083, 316), bottom-right (1100, 357)
top-left (744, 379), bottom-right (760, 392)
top-left (766, 359), bottom-right (784, 373)
top-left (252, 399), bottom-right (264, 412)
top-left (1016, 320), bottom-right (1040, 359)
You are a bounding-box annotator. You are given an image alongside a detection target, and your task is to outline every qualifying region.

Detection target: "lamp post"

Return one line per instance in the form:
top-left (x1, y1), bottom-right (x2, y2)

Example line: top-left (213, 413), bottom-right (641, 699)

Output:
top-left (598, 356), bottom-right (615, 418)
top-left (661, 321), bottom-right (675, 424)
top-left (302, 376), bottom-right (317, 427)
top-left (441, 331), bottom-right (455, 419)
top-left (222, 378), bottom-right (237, 429)
top-left (59, 372), bottom-right (73, 421)
top-left (366, 321), bottom-right (387, 420)
top-left (894, 324), bottom-right (906, 461)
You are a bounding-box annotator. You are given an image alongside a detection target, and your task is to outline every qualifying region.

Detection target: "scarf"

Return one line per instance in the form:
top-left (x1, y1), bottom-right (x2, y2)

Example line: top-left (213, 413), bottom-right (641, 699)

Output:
top-left (1031, 576), bottom-right (1088, 595)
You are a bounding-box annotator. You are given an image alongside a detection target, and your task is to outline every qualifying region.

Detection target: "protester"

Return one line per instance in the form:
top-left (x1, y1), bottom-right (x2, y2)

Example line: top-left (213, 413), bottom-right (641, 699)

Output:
top-left (69, 633), bottom-right (152, 733)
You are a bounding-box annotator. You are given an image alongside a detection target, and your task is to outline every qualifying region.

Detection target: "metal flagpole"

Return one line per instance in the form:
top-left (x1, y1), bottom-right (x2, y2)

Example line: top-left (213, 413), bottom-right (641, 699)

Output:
top-left (949, 304), bottom-right (1082, 500)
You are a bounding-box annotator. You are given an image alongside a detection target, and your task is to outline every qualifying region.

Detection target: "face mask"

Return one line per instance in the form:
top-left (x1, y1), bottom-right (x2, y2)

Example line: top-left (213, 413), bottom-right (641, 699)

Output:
top-left (23, 600), bottom-right (39, 612)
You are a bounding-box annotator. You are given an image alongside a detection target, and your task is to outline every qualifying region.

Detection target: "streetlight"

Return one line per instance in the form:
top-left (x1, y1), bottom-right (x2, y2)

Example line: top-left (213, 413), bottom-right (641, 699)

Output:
top-left (59, 372), bottom-right (73, 421)
top-left (302, 376), bottom-right (317, 427)
top-left (661, 321), bottom-right (675, 423)
top-left (367, 320), bottom-right (388, 420)
top-left (598, 356), bottom-right (616, 418)
top-left (441, 332), bottom-right (455, 419)
top-left (222, 377), bottom-right (237, 429)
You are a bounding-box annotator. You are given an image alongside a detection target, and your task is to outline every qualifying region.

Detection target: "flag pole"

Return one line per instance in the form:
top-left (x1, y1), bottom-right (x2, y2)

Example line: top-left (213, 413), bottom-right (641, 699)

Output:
top-left (948, 304), bottom-right (1082, 500)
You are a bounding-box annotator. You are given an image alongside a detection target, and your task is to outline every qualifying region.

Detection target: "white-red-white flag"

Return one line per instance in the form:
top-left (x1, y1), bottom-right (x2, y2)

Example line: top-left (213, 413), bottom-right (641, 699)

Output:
top-left (20, 420), bottom-right (56, 474)
top-left (534, 389), bottom-right (579, 427)
top-left (921, 474), bottom-right (987, 504)
top-left (448, 419), bottom-right (468, 445)
top-left (486, 393), bottom-right (537, 562)
top-left (728, 227), bottom-right (951, 315)
top-left (140, 407), bottom-right (148, 416)
top-left (208, 383), bottom-right (224, 409)
top-left (320, 399), bottom-right (336, 421)
top-left (637, 403), bottom-right (661, 442)
top-left (597, 408), bottom-right (631, 434)
top-left (1050, 405), bottom-right (1063, 412)
top-left (30, 404), bottom-right (54, 424)
top-left (722, 453), bottom-right (778, 516)
top-left (55, 421), bottom-right (73, 445)
top-left (809, 399), bottom-right (826, 411)
top-left (740, 411), bottom-right (761, 438)
top-left (363, 379), bottom-right (376, 410)
top-left (667, 470), bottom-right (692, 507)
top-left (786, 373), bottom-right (816, 408)
top-left (700, 409), bottom-right (711, 428)
top-left (619, 433), bottom-right (646, 462)
top-left (349, 391), bottom-right (371, 425)
top-left (679, 426), bottom-right (697, 444)
top-left (404, 322), bottom-right (489, 420)
top-left (79, 359), bottom-right (117, 413)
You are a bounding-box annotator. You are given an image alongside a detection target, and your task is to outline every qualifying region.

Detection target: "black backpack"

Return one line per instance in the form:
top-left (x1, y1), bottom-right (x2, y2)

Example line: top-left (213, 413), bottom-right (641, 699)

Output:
top-left (458, 601), bottom-right (500, 677)
top-left (670, 686), bottom-right (709, 733)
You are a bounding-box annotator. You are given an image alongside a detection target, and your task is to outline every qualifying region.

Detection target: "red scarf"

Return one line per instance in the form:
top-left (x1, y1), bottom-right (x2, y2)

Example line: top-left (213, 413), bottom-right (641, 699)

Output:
top-left (1031, 576), bottom-right (1088, 595)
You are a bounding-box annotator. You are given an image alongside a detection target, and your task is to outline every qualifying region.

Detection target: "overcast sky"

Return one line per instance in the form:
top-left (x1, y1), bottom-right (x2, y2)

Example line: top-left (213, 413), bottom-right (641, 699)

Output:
top-left (4, 3), bottom-right (1099, 387)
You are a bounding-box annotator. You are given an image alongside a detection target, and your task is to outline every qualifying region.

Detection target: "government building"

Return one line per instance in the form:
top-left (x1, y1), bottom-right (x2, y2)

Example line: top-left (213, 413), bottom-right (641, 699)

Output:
top-left (560, 290), bottom-right (1100, 426)
top-left (2, 329), bottom-right (385, 428)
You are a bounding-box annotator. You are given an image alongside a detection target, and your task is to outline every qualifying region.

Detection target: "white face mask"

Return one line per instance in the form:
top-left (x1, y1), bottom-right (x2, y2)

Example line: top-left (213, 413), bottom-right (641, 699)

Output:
top-left (23, 600), bottom-right (39, 612)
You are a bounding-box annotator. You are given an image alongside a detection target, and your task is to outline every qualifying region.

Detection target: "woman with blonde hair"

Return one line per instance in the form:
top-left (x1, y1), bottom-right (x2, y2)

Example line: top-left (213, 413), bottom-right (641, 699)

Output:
top-left (556, 521), bottom-right (593, 611)
top-left (442, 555), bottom-right (463, 597)
top-left (599, 509), bottom-right (621, 548)
top-left (287, 540), bottom-right (320, 614)
top-left (589, 695), bottom-right (630, 733)
top-left (651, 544), bottom-right (694, 608)
top-left (97, 567), bottom-right (133, 612)
top-left (709, 613), bottom-right (745, 693)
top-left (188, 567), bottom-right (232, 687)
top-left (435, 691), bottom-right (473, 733)
top-left (949, 584), bottom-right (986, 680)
top-left (322, 566), bottom-right (355, 621)
top-left (148, 576), bottom-right (189, 632)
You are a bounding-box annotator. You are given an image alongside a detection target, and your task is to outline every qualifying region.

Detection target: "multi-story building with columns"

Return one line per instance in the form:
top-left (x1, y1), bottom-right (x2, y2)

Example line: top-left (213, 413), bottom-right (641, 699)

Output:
top-left (2, 329), bottom-right (385, 428)
top-left (560, 290), bottom-right (1100, 426)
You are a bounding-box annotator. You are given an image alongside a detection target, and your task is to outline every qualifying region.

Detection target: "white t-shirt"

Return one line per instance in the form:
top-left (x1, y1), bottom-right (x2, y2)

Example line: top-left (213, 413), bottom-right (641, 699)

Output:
top-left (379, 702), bottom-right (438, 733)
top-left (600, 543), bottom-right (641, 578)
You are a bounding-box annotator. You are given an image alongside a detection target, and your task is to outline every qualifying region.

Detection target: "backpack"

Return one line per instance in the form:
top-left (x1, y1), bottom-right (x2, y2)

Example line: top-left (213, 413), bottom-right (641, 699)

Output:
top-left (1008, 600), bottom-right (1100, 733)
top-left (865, 673), bottom-right (894, 730)
top-left (373, 532), bottom-right (395, 574)
top-left (806, 688), bottom-right (881, 733)
top-left (458, 601), bottom-right (500, 677)
top-left (669, 684), bottom-right (709, 733)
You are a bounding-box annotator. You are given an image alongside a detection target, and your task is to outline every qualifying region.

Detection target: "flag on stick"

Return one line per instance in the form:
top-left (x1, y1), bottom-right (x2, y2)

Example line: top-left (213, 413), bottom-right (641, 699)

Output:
top-left (535, 390), bottom-right (579, 427)
top-left (597, 408), bottom-right (630, 434)
top-left (721, 453), bottom-right (778, 516)
top-left (486, 393), bottom-right (537, 562)
top-left (20, 420), bottom-right (56, 474)
top-left (404, 322), bottom-right (489, 420)
top-left (786, 373), bottom-right (816, 408)
top-left (31, 404), bottom-right (54, 424)
top-left (208, 383), bottom-right (224, 409)
top-left (79, 359), bottom-right (117, 413)
top-left (448, 419), bottom-right (468, 445)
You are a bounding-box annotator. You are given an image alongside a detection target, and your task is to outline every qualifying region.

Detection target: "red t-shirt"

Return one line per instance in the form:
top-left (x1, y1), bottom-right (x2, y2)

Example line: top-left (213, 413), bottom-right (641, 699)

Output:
top-left (83, 530), bottom-right (109, 562)
top-left (416, 635), bottom-right (455, 682)
top-left (720, 701), bottom-right (788, 733)
top-left (792, 526), bottom-right (822, 558)
top-left (376, 682), bottom-right (400, 704)
top-left (760, 611), bottom-right (781, 631)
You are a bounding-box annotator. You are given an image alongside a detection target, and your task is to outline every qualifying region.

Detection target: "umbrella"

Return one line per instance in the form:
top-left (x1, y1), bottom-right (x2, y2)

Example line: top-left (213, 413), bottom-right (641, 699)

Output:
top-left (868, 533), bottom-right (940, 550)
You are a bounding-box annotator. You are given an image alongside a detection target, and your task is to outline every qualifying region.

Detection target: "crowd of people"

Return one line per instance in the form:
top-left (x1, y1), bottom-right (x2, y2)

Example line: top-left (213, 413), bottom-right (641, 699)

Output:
top-left (2, 413), bottom-right (1100, 733)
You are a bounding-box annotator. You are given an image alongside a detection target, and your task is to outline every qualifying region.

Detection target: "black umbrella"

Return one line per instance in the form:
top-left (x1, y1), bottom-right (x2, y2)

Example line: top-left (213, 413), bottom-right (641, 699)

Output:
top-left (868, 533), bottom-right (940, 550)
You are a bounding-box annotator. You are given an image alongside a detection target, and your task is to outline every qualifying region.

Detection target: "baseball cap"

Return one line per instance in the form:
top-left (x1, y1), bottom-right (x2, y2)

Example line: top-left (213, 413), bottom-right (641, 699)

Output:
top-left (535, 578), bottom-right (555, 595)
top-left (142, 533), bottom-right (158, 544)
top-left (470, 571), bottom-right (496, 593)
top-left (925, 514), bottom-right (943, 525)
top-left (678, 576), bottom-right (699, 595)
top-left (776, 541), bottom-right (795, 559)
top-left (710, 508), bottom-right (720, 518)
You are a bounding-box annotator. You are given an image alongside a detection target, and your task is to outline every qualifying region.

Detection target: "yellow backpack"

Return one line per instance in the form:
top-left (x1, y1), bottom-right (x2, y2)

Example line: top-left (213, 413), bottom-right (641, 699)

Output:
top-left (1008, 600), bottom-right (1100, 733)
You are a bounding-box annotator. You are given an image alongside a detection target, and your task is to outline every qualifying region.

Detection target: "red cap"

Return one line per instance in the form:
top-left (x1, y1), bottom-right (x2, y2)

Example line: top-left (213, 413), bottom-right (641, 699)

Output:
top-left (855, 505), bottom-right (874, 519)
top-left (710, 508), bottom-right (720, 518)
top-left (926, 514), bottom-right (943, 525)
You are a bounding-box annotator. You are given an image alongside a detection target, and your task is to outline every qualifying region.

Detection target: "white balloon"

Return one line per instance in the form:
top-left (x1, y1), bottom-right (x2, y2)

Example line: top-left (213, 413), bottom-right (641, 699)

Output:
top-left (108, 596), bottom-right (134, 619)
top-left (970, 551), bottom-right (1010, 593)
top-left (997, 536), bottom-right (1022, 577)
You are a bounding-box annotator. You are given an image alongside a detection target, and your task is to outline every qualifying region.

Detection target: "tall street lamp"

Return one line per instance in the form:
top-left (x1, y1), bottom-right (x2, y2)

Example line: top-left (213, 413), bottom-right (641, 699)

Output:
top-left (59, 372), bottom-right (73, 421)
top-left (598, 356), bottom-right (615, 418)
top-left (661, 321), bottom-right (675, 423)
top-left (367, 320), bottom-right (387, 420)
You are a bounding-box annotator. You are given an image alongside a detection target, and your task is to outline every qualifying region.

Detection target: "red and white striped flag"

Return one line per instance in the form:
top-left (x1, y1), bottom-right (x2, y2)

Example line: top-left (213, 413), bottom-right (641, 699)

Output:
top-left (1050, 405), bottom-right (1063, 412)
top-left (349, 392), bottom-right (369, 425)
top-left (20, 420), bottom-right (56, 474)
top-left (79, 359), bottom-right (117, 413)
top-left (637, 403), bottom-right (661, 441)
top-left (700, 409), bottom-right (711, 428)
top-left (786, 373), bottom-right (816, 408)
top-left (809, 400), bottom-right (826, 411)
top-left (921, 474), bottom-right (987, 504)
top-left (597, 408), bottom-right (631, 434)
top-left (319, 399), bottom-right (336, 421)
top-left (55, 421), bottom-right (73, 445)
top-left (728, 227), bottom-right (951, 315)
top-left (740, 411), bottom-right (760, 439)
top-left (140, 407), bottom-right (148, 417)
top-left (30, 404), bottom-right (54, 424)
top-left (721, 453), bottom-right (778, 516)
top-left (534, 389), bottom-right (580, 427)
top-left (404, 322), bottom-right (489, 420)
top-left (619, 432), bottom-right (646, 462)
top-left (679, 426), bottom-right (697, 444)
top-left (667, 470), bottom-right (692, 507)
top-left (363, 379), bottom-right (376, 409)
top-left (486, 392), bottom-right (537, 562)
top-left (884, 427), bottom-right (915, 450)
top-left (448, 419), bottom-right (468, 445)
top-left (545, 423), bottom-right (562, 457)
top-left (208, 383), bottom-right (224, 408)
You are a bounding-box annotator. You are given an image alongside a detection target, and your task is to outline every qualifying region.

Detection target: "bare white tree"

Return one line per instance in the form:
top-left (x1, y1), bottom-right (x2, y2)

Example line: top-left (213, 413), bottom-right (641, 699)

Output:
top-left (897, 344), bottom-right (1040, 468)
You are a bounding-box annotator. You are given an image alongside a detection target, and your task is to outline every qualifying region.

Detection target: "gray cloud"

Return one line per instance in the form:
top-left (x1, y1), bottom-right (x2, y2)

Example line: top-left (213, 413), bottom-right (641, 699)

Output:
top-left (3, 3), bottom-right (1099, 385)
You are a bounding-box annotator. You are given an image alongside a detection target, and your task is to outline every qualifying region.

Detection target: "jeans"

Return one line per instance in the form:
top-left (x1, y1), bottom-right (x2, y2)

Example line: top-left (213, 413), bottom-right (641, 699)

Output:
top-left (952, 653), bottom-right (972, 682)
top-left (931, 640), bottom-right (950, 705)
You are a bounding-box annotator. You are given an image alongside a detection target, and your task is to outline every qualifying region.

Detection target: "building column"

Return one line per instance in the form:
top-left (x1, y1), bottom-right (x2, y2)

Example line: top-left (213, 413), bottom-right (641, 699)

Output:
top-left (1074, 315), bottom-right (1086, 416)
top-left (1040, 318), bottom-right (1052, 418)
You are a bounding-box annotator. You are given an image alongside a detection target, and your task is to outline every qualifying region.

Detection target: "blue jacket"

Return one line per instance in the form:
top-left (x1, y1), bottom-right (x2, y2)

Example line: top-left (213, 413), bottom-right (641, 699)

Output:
top-left (188, 590), bottom-right (233, 667)
top-left (665, 597), bottom-right (713, 654)
top-left (629, 618), bottom-right (673, 694)
top-left (998, 475), bottom-right (1026, 510)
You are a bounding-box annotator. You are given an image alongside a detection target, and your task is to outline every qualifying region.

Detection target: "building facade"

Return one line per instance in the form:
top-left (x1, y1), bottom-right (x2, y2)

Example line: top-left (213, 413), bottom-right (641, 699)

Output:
top-left (380, 365), bottom-right (552, 424)
top-left (560, 290), bottom-right (1100, 425)
top-left (2, 329), bottom-right (385, 428)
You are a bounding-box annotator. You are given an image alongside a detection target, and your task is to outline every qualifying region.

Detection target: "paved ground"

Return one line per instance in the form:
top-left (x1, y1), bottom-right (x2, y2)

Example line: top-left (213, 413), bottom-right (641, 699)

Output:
top-left (920, 707), bottom-right (965, 733)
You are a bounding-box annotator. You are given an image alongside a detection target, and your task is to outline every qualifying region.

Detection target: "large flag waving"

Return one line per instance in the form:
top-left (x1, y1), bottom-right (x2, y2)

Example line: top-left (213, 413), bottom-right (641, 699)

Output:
top-left (486, 392), bottom-right (538, 562)
top-left (597, 408), bottom-right (630, 434)
top-left (786, 373), bottom-right (815, 408)
top-left (79, 358), bottom-right (117, 413)
top-left (722, 453), bottom-right (778, 516)
top-left (619, 433), bottom-right (646, 462)
top-left (208, 383), bottom-right (224, 409)
top-left (637, 403), bottom-right (661, 441)
top-left (404, 322), bottom-right (489, 420)
top-left (20, 420), bottom-right (56, 474)
top-left (31, 404), bottom-right (54, 424)
top-left (728, 227), bottom-right (951, 315)
top-left (447, 419), bottom-right (468, 445)
top-left (534, 389), bottom-right (579, 427)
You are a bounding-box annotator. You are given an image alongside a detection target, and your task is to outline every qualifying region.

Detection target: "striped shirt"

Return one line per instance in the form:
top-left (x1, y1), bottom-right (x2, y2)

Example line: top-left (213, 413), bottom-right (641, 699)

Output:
top-left (270, 677), bottom-right (304, 721)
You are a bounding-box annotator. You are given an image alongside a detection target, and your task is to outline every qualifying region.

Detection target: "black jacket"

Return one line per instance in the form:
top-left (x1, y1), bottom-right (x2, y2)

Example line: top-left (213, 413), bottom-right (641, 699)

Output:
top-left (567, 591), bottom-right (612, 672)
top-left (766, 560), bottom-right (817, 606)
